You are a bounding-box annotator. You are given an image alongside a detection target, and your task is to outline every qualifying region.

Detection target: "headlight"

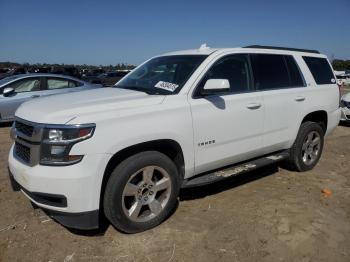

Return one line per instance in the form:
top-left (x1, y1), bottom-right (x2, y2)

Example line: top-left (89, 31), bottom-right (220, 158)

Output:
top-left (40, 124), bottom-right (95, 166)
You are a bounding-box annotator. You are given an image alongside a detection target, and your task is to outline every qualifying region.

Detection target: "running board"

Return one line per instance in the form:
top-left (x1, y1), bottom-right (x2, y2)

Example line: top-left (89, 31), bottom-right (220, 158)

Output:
top-left (181, 151), bottom-right (289, 188)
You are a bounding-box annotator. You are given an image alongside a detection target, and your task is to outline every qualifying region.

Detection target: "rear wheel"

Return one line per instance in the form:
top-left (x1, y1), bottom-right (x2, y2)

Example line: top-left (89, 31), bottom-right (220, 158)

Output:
top-left (284, 121), bottom-right (324, 172)
top-left (103, 151), bottom-right (180, 233)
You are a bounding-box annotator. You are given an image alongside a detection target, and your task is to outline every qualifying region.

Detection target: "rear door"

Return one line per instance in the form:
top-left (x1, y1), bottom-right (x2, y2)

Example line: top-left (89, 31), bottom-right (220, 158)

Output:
top-left (250, 53), bottom-right (307, 153)
top-left (0, 77), bottom-right (45, 121)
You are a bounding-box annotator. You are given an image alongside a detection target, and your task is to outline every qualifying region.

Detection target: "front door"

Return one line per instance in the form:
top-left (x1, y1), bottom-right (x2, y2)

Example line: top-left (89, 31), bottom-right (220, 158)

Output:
top-left (189, 54), bottom-right (264, 174)
top-left (0, 77), bottom-right (44, 121)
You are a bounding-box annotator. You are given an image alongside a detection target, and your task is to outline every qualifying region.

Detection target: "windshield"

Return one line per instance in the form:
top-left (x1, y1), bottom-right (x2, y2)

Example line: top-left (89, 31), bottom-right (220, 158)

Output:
top-left (115, 55), bottom-right (207, 95)
top-left (0, 75), bottom-right (21, 86)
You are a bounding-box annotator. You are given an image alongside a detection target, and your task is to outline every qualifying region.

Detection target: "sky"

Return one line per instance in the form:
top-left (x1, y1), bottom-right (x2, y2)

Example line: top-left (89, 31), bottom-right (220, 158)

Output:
top-left (0, 0), bottom-right (349, 66)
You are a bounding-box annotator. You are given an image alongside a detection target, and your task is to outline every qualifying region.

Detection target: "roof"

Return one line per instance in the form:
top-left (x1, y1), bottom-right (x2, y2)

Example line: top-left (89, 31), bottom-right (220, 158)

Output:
top-left (159, 45), bottom-right (325, 57)
top-left (3, 73), bottom-right (83, 81)
top-left (160, 48), bottom-right (219, 56)
top-left (244, 45), bottom-right (320, 54)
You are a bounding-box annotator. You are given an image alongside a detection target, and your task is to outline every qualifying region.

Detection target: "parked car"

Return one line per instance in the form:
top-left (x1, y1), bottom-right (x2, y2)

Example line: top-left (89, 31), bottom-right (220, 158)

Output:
top-left (8, 45), bottom-right (341, 233)
top-left (97, 71), bottom-right (129, 86)
top-left (28, 67), bottom-right (50, 74)
top-left (0, 73), bottom-right (101, 122)
top-left (336, 74), bottom-right (350, 86)
top-left (341, 93), bottom-right (350, 122)
top-left (50, 67), bottom-right (81, 78)
top-left (81, 69), bottom-right (105, 84)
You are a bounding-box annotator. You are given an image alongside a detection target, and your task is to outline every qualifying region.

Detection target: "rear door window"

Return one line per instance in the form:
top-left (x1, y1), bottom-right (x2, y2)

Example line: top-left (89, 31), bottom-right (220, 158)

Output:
top-left (47, 78), bottom-right (80, 89)
top-left (250, 54), bottom-right (290, 90)
top-left (302, 57), bottom-right (335, 85)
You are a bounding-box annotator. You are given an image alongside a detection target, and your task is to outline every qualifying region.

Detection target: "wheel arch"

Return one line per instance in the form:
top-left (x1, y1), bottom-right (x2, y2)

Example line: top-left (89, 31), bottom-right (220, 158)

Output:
top-left (99, 139), bottom-right (185, 210)
top-left (301, 110), bottom-right (328, 134)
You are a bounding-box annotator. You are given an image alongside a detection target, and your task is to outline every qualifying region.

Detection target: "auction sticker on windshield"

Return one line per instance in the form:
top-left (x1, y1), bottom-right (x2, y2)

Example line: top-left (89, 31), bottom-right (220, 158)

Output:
top-left (155, 81), bottom-right (179, 92)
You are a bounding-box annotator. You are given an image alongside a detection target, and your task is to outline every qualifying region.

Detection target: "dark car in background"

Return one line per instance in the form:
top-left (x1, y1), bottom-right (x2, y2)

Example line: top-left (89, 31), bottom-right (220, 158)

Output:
top-left (97, 71), bottom-right (130, 86)
top-left (51, 67), bottom-right (81, 78)
top-left (0, 68), bottom-right (27, 80)
top-left (81, 69), bottom-right (105, 84)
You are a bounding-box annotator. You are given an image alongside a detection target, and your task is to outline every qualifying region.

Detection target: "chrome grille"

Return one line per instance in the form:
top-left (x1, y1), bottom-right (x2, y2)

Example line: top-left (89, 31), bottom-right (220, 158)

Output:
top-left (15, 142), bottom-right (31, 163)
top-left (15, 121), bottom-right (34, 137)
top-left (11, 118), bottom-right (44, 166)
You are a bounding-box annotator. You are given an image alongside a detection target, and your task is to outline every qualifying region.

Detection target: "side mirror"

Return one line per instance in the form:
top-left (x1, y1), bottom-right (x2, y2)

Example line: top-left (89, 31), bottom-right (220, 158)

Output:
top-left (3, 87), bottom-right (15, 97)
top-left (201, 79), bottom-right (230, 96)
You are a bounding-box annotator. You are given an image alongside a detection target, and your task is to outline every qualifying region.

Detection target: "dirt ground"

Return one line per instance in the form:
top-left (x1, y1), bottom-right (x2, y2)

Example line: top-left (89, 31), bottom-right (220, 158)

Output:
top-left (1, 104), bottom-right (350, 261)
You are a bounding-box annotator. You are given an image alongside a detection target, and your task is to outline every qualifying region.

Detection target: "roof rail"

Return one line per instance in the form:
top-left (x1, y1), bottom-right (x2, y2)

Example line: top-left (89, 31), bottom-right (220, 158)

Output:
top-left (244, 45), bottom-right (320, 54)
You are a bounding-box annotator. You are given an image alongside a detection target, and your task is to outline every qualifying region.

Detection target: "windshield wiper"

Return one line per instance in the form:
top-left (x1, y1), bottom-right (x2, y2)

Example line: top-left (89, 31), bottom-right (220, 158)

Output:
top-left (115, 85), bottom-right (164, 95)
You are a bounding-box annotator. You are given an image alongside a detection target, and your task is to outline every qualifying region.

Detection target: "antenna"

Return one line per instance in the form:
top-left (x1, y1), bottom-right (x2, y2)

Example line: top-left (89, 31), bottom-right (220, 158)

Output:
top-left (199, 43), bottom-right (210, 50)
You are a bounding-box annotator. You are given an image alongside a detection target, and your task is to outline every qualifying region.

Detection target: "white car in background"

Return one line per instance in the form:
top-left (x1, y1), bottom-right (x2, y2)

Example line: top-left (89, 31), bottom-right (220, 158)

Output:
top-left (0, 74), bottom-right (102, 122)
top-left (335, 72), bottom-right (350, 86)
top-left (341, 93), bottom-right (350, 122)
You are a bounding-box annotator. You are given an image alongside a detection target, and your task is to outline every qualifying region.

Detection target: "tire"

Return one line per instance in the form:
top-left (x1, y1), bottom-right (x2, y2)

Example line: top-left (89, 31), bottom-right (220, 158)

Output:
top-left (103, 151), bottom-right (180, 233)
top-left (284, 121), bottom-right (324, 172)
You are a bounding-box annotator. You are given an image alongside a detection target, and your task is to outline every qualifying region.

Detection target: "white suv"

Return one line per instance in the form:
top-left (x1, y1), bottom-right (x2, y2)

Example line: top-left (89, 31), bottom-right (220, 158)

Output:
top-left (8, 45), bottom-right (341, 233)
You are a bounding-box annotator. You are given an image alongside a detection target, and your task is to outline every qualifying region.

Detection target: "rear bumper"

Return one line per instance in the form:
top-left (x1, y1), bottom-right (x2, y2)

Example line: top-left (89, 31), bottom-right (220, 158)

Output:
top-left (8, 169), bottom-right (99, 230)
top-left (326, 108), bottom-right (341, 136)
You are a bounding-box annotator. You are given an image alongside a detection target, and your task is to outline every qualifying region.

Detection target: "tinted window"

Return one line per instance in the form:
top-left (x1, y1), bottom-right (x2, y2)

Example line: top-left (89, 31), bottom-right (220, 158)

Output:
top-left (303, 56), bottom-right (335, 85)
top-left (284, 55), bottom-right (305, 87)
top-left (197, 54), bottom-right (252, 94)
top-left (251, 54), bottom-right (290, 90)
top-left (7, 78), bottom-right (41, 93)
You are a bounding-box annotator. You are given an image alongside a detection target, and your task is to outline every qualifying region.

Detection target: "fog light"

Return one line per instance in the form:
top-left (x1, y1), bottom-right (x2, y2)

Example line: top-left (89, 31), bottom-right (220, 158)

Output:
top-left (51, 145), bottom-right (66, 155)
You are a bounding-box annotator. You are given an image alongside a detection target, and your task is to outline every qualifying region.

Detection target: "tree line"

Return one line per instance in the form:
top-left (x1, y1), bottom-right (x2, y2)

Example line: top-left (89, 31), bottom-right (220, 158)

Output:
top-left (1, 59), bottom-right (350, 71)
top-left (332, 60), bottom-right (350, 71)
top-left (0, 61), bottom-right (136, 71)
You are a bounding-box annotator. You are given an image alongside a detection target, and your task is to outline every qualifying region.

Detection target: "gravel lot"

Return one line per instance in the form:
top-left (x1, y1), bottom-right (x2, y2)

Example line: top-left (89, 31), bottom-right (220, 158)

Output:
top-left (0, 94), bottom-right (350, 261)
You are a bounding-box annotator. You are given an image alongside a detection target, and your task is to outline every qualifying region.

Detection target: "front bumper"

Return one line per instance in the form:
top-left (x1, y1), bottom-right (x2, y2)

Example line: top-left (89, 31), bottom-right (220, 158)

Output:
top-left (9, 170), bottom-right (99, 230)
top-left (8, 145), bottom-right (111, 229)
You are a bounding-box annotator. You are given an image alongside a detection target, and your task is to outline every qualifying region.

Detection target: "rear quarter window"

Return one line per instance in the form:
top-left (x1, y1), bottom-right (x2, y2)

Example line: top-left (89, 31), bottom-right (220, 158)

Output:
top-left (302, 56), bottom-right (335, 85)
top-left (69, 80), bottom-right (83, 87)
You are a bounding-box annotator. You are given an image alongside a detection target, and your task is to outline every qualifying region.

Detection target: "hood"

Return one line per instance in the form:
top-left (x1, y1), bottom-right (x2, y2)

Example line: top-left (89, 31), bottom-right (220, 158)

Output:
top-left (15, 88), bottom-right (166, 124)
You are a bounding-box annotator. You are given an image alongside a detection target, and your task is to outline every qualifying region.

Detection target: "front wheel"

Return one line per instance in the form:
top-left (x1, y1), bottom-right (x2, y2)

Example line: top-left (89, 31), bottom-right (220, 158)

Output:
top-left (103, 151), bottom-right (180, 233)
top-left (284, 121), bottom-right (324, 172)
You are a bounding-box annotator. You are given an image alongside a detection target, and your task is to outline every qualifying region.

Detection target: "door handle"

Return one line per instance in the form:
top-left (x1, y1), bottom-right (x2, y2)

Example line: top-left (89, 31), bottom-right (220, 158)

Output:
top-left (31, 95), bottom-right (40, 98)
top-left (295, 96), bottom-right (305, 102)
top-left (246, 103), bottom-right (262, 110)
